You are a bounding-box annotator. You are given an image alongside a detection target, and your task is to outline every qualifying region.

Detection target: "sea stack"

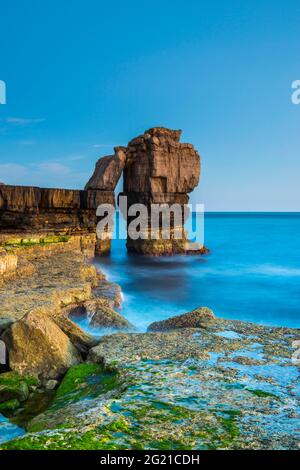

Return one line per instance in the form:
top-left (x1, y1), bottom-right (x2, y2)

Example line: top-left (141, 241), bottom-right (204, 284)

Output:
top-left (0, 127), bottom-right (205, 256)
top-left (121, 127), bottom-right (204, 255)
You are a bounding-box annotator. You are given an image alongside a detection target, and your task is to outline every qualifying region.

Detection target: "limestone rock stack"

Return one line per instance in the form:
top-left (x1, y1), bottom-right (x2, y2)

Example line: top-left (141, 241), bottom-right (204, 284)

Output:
top-left (121, 127), bottom-right (203, 255)
top-left (0, 127), bottom-right (204, 256)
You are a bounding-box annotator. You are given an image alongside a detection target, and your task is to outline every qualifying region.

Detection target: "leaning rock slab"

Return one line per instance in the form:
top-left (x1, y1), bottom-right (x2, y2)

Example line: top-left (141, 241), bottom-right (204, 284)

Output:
top-left (85, 147), bottom-right (127, 191)
top-left (2, 309), bottom-right (81, 380)
top-left (147, 307), bottom-right (215, 332)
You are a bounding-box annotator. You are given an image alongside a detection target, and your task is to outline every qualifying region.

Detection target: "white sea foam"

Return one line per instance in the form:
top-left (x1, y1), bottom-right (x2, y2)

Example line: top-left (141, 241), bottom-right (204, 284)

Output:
top-left (248, 264), bottom-right (300, 277)
top-left (194, 264), bottom-right (300, 277)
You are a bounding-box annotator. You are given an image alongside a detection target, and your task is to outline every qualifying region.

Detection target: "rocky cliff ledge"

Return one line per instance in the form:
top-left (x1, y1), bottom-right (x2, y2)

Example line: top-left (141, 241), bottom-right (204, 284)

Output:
top-left (0, 127), bottom-right (205, 256)
top-left (0, 186), bottom-right (114, 254)
top-left (0, 236), bottom-right (130, 381)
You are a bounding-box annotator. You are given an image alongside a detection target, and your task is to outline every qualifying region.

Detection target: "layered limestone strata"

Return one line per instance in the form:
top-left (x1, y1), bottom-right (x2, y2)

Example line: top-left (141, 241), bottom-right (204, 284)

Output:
top-left (0, 127), bottom-right (205, 256)
top-left (121, 127), bottom-right (204, 255)
top-left (0, 185), bottom-right (115, 254)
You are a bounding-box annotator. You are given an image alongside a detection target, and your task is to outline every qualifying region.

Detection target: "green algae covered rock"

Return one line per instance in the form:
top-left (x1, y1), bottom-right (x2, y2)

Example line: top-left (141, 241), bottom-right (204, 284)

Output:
top-left (0, 398), bottom-right (20, 412)
top-left (0, 371), bottom-right (39, 403)
top-left (1, 317), bottom-right (299, 450)
top-left (26, 363), bottom-right (122, 433)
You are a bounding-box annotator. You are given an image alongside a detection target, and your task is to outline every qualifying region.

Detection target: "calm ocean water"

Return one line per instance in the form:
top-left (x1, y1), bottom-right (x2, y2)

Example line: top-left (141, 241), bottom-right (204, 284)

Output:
top-left (93, 213), bottom-right (300, 330)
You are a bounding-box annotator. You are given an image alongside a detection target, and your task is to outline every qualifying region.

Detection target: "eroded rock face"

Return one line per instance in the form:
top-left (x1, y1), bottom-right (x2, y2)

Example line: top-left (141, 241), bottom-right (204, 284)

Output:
top-left (0, 185), bottom-right (115, 255)
top-left (122, 127), bottom-right (202, 255)
top-left (2, 309), bottom-right (81, 380)
top-left (124, 128), bottom-right (200, 194)
top-left (85, 147), bottom-right (127, 191)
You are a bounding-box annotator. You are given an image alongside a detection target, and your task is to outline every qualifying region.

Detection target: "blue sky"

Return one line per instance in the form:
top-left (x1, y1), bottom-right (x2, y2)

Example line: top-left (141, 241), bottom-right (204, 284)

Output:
top-left (0, 0), bottom-right (299, 210)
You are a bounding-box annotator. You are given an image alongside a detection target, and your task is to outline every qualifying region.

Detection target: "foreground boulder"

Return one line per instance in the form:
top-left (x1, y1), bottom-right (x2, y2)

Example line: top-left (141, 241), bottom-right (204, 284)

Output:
top-left (2, 309), bottom-right (81, 380)
top-left (147, 307), bottom-right (215, 332)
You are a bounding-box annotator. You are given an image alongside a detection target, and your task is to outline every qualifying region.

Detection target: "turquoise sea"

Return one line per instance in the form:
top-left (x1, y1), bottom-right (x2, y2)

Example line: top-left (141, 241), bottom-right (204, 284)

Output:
top-left (94, 212), bottom-right (300, 330)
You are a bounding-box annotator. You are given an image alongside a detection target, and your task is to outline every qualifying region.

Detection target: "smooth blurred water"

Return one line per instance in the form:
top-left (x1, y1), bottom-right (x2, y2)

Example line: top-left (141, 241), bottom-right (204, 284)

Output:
top-left (94, 213), bottom-right (300, 330)
top-left (0, 414), bottom-right (25, 445)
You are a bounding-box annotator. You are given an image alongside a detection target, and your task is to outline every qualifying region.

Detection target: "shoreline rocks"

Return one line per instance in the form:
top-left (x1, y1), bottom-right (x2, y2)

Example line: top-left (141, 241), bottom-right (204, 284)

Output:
top-left (2, 309), bottom-right (81, 381)
top-left (85, 147), bottom-right (127, 191)
top-left (0, 236), bottom-right (133, 383)
top-left (2, 314), bottom-right (298, 450)
top-left (148, 307), bottom-right (215, 331)
top-left (52, 315), bottom-right (98, 355)
top-left (2, 236), bottom-right (299, 449)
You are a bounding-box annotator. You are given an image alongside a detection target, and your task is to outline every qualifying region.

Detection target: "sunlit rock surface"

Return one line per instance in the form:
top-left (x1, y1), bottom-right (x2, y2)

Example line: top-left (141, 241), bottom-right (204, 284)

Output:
top-left (85, 147), bottom-right (127, 191)
top-left (3, 309), bottom-right (81, 380)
